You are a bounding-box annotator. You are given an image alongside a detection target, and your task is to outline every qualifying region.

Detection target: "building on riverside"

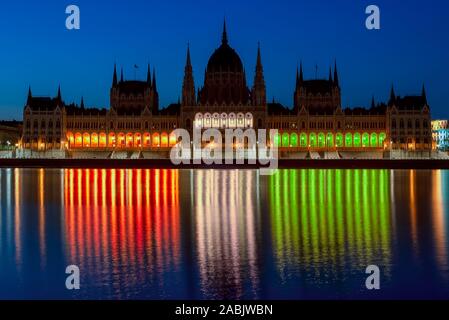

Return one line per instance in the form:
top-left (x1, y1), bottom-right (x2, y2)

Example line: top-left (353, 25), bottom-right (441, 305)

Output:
top-left (20, 22), bottom-right (433, 158)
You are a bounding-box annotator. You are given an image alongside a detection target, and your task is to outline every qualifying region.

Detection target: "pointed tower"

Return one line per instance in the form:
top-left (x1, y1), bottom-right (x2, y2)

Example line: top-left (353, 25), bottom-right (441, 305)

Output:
top-left (222, 19), bottom-right (228, 45)
top-left (328, 67), bottom-right (333, 82)
top-left (371, 96), bottom-right (376, 109)
top-left (182, 43), bottom-right (196, 107)
top-left (80, 96), bottom-right (85, 109)
top-left (333, 60), bottom-right (339, 87)
top-left (389, 85), bottom-right (396, 105)
top-left (112, 64), bottom-right (118, 86)
top-left (294, 62), bottom-right (304, 112)
top-left (252, 42), bottom-right (266, 106)
top-left (151, 68), bottom-right (159, 114)
top-left (147, 64), bottom-right (152, 87)
top-left (27, 86), bottom-right (32, 105)
top-left (422, 84), bottom-right (427, 104)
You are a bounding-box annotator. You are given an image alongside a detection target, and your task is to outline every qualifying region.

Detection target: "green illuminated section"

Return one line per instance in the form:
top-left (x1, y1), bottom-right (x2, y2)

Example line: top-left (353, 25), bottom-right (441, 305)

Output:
top-left (300, 133), bottom-right (307, 147)
top-left (379, 132), bottom-right (386, 146)
top-left (345, 133), bottom-right (353, 147)
top-left (309, 133), bottom-right (317, 147)
top-left (327, 133), bottom-right (334, 147)
top-left (273, 133), bottom-right (280, 147)
top-left (362, 133), bottom-right (370, 147)
top-left (370, 133), bottom-right (378, 147)
top-left (336, 133), bottom-right (343, 147)
top-left (354, 132), bottom-right (361, 147)
top-left (318, 132), bottom-right (325, 148)
top-left (291, 133), bottom-right (298, 147)
top-left (268, 169), bottom-right (392, 279)
top-left (282, 132), bottom-right (289, 147)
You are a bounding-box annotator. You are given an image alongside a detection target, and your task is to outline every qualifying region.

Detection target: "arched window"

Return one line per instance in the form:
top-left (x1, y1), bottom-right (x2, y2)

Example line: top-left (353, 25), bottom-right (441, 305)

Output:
top-left (362, 133), bottom-right (370, 147)
top-left (169, 132), bottom-right (177, 147)
top-left (379, 132), bottom-right (387, 146)
top-left (370, 133), bottom-right (378, 147)
top-left (282, 132), bottom-right (289, 147)
top-left (318, 132), bottom-right (325, 148)
top-left (326, 133), bottom-right (334, 147)
top-left (309, 133), bottom-right (317, 148)
top-left (392, 119), bottom-right (396, 129)
top-left (345, 133), bottom-right (353, 147)
top-left (75, 133), bottom-right (82, 148)
top-left (354, 133), bottom-right (361, 147)
top-left (126, 133), bottom-right (133, 147)
top-left (161, 132), bottom-right (169, 147)
top-left (108, 133), bottom-right (116, 147)
top-left (99, 133), bottom-right (107, 148)
top-left (300, 133), bottom-right (307, 148)
top-left (290, 133), bottom-right (298, 147)
top-left (134, 133), bottom-right (141, 147)
top-left (336, 133), bottom-right (343, 148)
top-left (91, 133), bottom-right (99, 148)
top-left (152, 133), bottom-right (160, 147)
top-left (83, 133), bottom-right (91, 147)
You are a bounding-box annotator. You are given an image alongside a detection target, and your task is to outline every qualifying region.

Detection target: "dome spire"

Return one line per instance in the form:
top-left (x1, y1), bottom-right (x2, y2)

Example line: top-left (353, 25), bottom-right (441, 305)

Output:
top-left (222, 19), bottom-right (228, 45)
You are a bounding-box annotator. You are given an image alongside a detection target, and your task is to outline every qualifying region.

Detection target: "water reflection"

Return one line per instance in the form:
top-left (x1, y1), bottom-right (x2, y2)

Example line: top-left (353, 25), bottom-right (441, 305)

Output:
top-left (268, 170), bottom-right (392, 287)
top-left (63, 169), bottom-right (181, 298)
top-left (0, 168), bottom-right (449, 299)
top-left (192, 170), bottom-right (261, 299)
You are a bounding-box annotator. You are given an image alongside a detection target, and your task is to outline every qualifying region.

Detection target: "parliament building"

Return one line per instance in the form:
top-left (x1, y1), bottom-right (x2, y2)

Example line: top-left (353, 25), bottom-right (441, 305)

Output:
top-left (20, 23), bottom-right (432, 159)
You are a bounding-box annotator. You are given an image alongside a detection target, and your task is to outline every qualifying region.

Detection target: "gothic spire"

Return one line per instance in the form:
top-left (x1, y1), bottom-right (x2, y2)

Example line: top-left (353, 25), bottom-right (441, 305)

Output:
top-left (389, 85), bottom-right (396, 105)
top-left (27, 86), bottom-right (32, 104)
top-left (147, 64), bottom-right (152, 87)
top-left (328, 67), bottom-right (333, 82)
top-left (80, 96), bottom-right (85, 109)
top-left (182, 43), bottom-right (196, 106)
top-left (422, 84), bottom-right (427, 104)
top-left (113, 64), bottom-right (117, 86)
top-left (222, 19), bottom-right (228, 45)
top-left (371, 95), bottom-right (375, 109)
top-left (253, 42), bottom-right (266, 106)
top-left (152, 68), bottom-right (157, 92)
top-left (333, 60), bottom-right (339, 87)
top-left (57, 85), bottom-right (61, 100)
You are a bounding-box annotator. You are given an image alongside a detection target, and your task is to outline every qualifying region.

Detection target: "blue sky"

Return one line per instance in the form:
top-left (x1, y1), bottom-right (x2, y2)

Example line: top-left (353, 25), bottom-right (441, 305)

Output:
top-left (0, 0), bottom-right (448, 119)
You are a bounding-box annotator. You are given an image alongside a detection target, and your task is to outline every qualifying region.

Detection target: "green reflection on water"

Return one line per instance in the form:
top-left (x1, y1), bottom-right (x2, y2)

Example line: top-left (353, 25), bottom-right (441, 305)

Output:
top-left (269, 169), bottom-right (392, 280)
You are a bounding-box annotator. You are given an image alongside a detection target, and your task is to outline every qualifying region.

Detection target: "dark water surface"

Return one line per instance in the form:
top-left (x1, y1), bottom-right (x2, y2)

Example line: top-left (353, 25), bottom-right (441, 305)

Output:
top-left (0, 168), bottom-right (448, 299)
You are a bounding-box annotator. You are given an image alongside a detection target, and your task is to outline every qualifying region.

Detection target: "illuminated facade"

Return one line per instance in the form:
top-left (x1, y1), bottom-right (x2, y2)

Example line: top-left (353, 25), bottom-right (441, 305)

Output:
top-left (20, 23), bottom-right (432, 157)
top-left (432, 120), bottom-right (449, 151)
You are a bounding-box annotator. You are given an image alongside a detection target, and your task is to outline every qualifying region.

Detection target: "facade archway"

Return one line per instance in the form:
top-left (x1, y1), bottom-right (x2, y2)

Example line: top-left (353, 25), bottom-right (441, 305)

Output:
top-left (91, 133), bottom-right (99, 148)
top-left (326, 133), bottom-right (334, 147)
top-left (345, 133), bottom-right (353, 147)
top-left (290, 133), bottom-right (298, 147)
top-left (362, 133), bottom-right (370, 147)
top-left (318, 132), bottom-right (325, 148)
top-left (336, 133), bottom-right (343, 148)
top-left (354, 132), bottom-right (361, 147)
top-left (83, 133), bottom-right (91, 147)
top-left (309, 133), bottom-right (317, 148)
top-left (282, 132), bottom-right (289, 147)
top-left (152, 133), bottom-right (160, 147)
top-left (143, 133), bottom-right (151, 147)
top-left (300, 133), bottom-right (307, 148)
top-left (370, 133), bottom-right (378, 147)
top-left (99, 132), bottom-right (107, 147)
top-left (108, 133), bottom-right (116, 147)
top-left (161, 132), bottom-right (169, 147)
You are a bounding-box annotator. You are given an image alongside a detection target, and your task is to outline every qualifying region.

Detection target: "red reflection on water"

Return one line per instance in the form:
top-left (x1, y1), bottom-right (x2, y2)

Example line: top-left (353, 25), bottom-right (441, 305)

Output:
top-left (64, 169), bottom-right (180, 289)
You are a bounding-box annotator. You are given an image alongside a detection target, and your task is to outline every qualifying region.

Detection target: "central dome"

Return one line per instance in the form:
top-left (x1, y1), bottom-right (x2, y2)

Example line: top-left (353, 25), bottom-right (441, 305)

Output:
top-left (199, 21), bottom-right (250, 106)
top-left (207, 43), bottom-right (243, 73)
